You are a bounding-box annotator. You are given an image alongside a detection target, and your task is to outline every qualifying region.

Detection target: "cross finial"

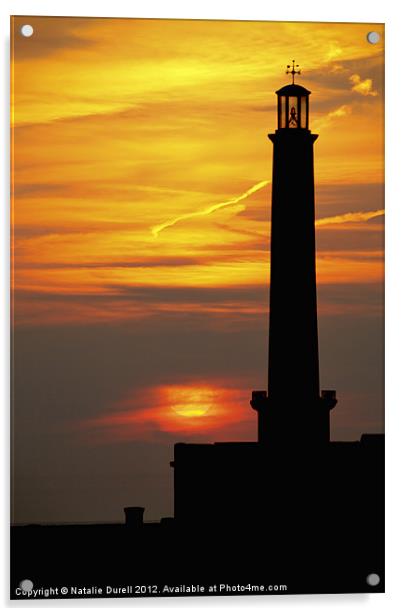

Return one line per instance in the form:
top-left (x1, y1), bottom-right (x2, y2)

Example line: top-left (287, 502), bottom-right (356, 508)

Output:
top-left (286, 60), bottom-right (301, 84)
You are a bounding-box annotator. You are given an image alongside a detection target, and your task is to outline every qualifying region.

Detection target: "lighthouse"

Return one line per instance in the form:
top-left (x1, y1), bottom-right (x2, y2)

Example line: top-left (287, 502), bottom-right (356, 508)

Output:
top-left (169, 66), bottom-right (383, 593)
top-left (251, 62), bottom-right (337, 447)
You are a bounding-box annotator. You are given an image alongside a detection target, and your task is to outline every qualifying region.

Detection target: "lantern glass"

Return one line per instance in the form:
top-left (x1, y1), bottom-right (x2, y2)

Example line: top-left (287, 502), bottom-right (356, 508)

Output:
top-left (279, 96), bottom-right (286, 129)
top-left (288, 96), bottom-right (298, 128)
top-left (276, 89), bottom-right (310, 129)
top-left (300, 96), bottom-right (307, 128)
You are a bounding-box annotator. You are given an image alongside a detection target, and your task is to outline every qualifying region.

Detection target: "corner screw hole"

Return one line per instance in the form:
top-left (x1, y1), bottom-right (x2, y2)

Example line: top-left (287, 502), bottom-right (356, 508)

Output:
top-left (367, 31), bottom-right (380, 45)
top-left (21, 25), bottom-right (34, 38)
top-left (366, 573), bottom-right (380, 586)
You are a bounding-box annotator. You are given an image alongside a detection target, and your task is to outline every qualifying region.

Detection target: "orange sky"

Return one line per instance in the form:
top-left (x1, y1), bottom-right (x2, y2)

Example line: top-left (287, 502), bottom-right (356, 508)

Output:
top-left (11, 17), bottom-right (384, 326)
top-left (11, 17), bottom-right (384, 522)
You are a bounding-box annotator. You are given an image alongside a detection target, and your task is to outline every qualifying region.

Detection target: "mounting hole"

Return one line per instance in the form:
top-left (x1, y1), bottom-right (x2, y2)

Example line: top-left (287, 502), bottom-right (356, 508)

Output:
top-left (366, 573), bottom-right (380, 586)
top-left (19, 579), bottom-right (34, 592)
top-left (367, 31), bottom-right (380, 45)
top-left (20, 24), bottom-right (34, 38)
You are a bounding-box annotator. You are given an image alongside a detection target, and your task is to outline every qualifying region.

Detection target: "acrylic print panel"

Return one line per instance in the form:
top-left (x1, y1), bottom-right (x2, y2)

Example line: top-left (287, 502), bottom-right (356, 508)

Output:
top-left (10, 16), bottom-right (384, 599)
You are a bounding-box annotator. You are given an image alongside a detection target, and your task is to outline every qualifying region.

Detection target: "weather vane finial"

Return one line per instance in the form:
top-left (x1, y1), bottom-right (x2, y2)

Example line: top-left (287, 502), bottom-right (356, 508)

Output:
top-left (286, 60), bottom-right (301, 84)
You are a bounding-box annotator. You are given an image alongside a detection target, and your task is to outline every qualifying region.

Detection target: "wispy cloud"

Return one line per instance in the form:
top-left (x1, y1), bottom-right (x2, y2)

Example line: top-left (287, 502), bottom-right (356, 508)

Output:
top-left (316, 209), bottom-right (384, 227)
top-left (312, 104), bottom-right (352, 132)
top-left (151, 180), bottom-right (270, 237)
top-left (327, 105), bottom-right (352, 119)
top-left (350, 73), bottom-right (378, 97)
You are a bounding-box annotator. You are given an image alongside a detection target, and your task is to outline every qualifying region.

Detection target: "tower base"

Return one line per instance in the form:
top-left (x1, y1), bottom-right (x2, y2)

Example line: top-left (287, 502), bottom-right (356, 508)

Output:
top-left (250, 389), bottom-right (337, 446)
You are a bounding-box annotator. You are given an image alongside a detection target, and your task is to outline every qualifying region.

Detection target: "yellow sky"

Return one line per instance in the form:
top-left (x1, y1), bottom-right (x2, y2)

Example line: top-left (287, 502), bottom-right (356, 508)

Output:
top-left (11, 17), bottom-right (384, 325)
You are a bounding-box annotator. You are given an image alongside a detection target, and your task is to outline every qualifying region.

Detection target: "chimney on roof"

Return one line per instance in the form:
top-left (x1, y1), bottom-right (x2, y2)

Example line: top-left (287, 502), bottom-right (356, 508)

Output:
top-left (124, 506), bottom-right (145, 528)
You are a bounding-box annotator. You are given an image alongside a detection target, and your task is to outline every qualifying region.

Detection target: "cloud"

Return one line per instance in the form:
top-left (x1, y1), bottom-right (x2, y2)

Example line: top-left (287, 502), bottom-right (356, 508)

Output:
top-left (22, 256), bottom-right (207, 270)
top-left (327, 105), bottom-right (352, 119)
top-left (311, 104), bottom-right (352, 132)
top-left (316, 209), bottom-right (384, 227)
top-left (329, 63), bottom-right (348, 74)
top-left (151, 180), bottom-right (270, 237)
top-left (349, 73), bottom-right (378, 96)
top-left (14, 283), bottom-right (268, 309)
top-left (325, 44), bottom-right (344, 62)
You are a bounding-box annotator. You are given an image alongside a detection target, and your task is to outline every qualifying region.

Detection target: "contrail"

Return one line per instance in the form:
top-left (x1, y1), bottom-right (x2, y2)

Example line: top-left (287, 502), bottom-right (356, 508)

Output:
top-left (151, 180), bottom-right (270, 237)
top-left (316, 209), bottom-right (384, 227)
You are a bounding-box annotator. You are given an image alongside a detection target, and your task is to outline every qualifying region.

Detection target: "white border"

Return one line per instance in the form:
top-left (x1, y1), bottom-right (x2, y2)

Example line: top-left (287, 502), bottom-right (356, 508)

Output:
top-left (2, 1), bottom-right (401, 614)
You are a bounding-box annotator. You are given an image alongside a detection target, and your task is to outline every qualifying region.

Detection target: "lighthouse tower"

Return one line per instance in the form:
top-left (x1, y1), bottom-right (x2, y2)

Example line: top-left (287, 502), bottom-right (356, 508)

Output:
top-left (251, 62), bottom-right (337, 448)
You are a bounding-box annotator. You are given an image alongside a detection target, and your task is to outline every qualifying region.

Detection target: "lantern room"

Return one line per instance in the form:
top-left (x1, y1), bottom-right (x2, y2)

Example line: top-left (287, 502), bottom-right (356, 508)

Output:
top-left (276, 84), bottom-right (311, 130)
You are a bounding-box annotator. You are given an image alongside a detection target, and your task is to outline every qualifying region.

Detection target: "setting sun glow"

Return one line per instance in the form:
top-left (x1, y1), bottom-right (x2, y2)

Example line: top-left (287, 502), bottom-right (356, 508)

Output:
top-left (170, 388), bottom-right (213, 418)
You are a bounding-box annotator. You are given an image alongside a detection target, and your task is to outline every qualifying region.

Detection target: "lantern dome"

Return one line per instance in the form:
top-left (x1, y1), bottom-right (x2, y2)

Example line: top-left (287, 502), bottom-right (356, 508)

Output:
top-left (275, 84), bottom-right (311, 97)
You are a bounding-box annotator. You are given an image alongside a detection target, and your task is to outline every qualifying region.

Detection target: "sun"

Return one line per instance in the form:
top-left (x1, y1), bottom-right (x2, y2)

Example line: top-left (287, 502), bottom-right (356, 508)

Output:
top-left (173, 405), bottom-right (209, 418)
top-left (169, 387), bottom-right (214, 418)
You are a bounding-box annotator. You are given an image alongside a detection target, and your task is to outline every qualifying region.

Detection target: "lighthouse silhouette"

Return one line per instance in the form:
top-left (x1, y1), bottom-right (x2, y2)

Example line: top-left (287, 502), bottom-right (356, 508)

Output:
top-left (171, 70), bottom-right (383, 589)
top-left (251, 61), bottom-right (337, 447)
top-left (172, 64), bottom-right (344, 528)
